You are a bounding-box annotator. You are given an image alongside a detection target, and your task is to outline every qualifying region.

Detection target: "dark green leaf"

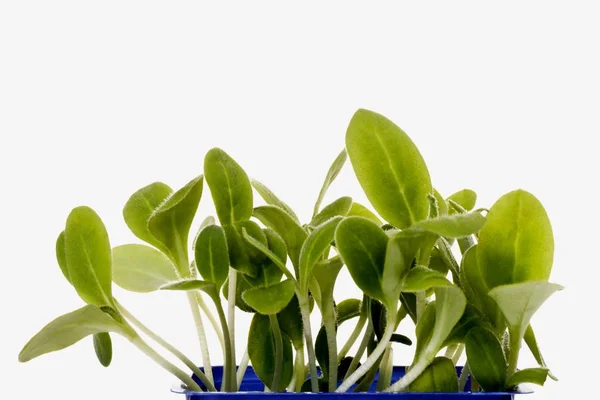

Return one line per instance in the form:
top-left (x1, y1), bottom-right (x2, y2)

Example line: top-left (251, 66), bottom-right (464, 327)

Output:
top-left (122, 182), bottom-right (173, 254)
top-left (310, 197), bottom-right (352, 228)
top-left (224, 220), bottom-right (266, 277)
top-left (64, 206), bottom-right (113, 307)
top-left (248, 314), bottom-right (293, 391)
top-left (390, 333), bottom-right (412, 346)
top-left (251, 179), bottom-right (299, 222)
top-left (242, 227), bottom-right (292, 282)
top-left (93, 332), bottom-right (112, 367)
top-left (147, 175), bottom-right (204, 273)
top-left (409, 357), bottom-right (458, 392)
top-left (241, 279), bottom-right (295, 315)
top-left (204, 148), bottom-right (253, 225)
top-left (336, 299), bottom-right (361, 325)
top-left (315, 325), bottom-right (330, 377)
top-left (447, 189), bottom-right (477, 213)
top-left (506, 368), bottom-right (549, 389)
top-left (299, 216), bottom-right (343, 291)
top-left (194, 224), bottom-right (229, 290)
top-left (345, 108), bottom-right (432, 229)
top-left (410, 211), bottom-right (486, 238)
top-left (347, 202), bottom-right (382, 225)
top-left (465, 326), bottom-right (507, 392)
top-left (312, 149), bottom-right (347, 219)
top-left (335, 217), bottom-right (389, 306)
top-left (19, 305), bottom-right (130, 362)
top-left (112, 244), bottom-right (178, 293)
top-left (444, 304), bottom-right (487, 347)
top-left (402, 266), bottom-right (452, 293)
top-left (277, 294), bottom-right (304, 349)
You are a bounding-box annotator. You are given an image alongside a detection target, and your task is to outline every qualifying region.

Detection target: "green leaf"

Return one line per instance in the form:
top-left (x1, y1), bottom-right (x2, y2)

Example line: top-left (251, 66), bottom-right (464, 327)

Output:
top-left (223, 274), bottom-right (256, 313)
top-left (147, 175), bottom-right (204, 273)
top-left (410, 211), bottom-right (486, 238)
top-left (253, 205), bottom-right (307, 276)
top-left (409, 357), bottom-right (458, 392)
top-left (444, 304), bottom-right (487, 347)
top-left (242, 227), bottom-right (292, 281)
top-left (112, 244), bottom-right (178, 293)
top-left (312, 149), bottom-right (347, 219)
top-left (310, 197), bottom-right (352, 228)
top-left (336, 299), bottom-right (361, 325)
top-left (194, 224), bottom-right (229, 290)
top-left (415, 302), bottom-right (436, 359)
top-left (391, 333), bottom-right (412, 346)
top-left (245, 229), bottom-right (287, 288)
top-left (93, 332), bottom-right (112, 367)
top-left (122, 182), bottom-right (173, 254)
top-left (251, 179), bottom-right (299, 222)
top-left (204, 148), bottom-right (253, 225)
top-left (19, 305), bottom-right (130, 362)
top-left (506, 368), bottom-right (549, 388)
top-left (160, 279), bottom-right (219, 299)
top-left (224, 220), bottom-right (267, 277)
top-left (64, 206), bottom-right (113, 307)
top-left (335, 217), bottom-right (389, 306)
top-left (242, 279), bottom-right (296, 315)
top-left (524, 325), bottom-right (557, 381)
top-left (277, 294), bottom-right (304, 349)
top-left (299, 216), bottom-right (343, 291)
top-left (489, 281), bottom-right (563, 339)
top-left (345, 108), bottom-right (432, 229)
top-left (347, 202), bottom-right (382, 225)
top-left (402, 266), bottom-right (452, 293)
top-left (312, 256), bottom-right (344, 311)
top-left (447, 189), bottom-right (477, 213)
top-left (477, 190), bottom-right (554, 289)
top-left (248, 314), bottom-right (293, 391)
top-left (433, 189), bottom-right (449, 216)
top-left (315, 325), bottom-right (330, 377)
top-left (465, 326), bottom-right (507, 392)
top-left (56, 231), bottom-right (70, 283)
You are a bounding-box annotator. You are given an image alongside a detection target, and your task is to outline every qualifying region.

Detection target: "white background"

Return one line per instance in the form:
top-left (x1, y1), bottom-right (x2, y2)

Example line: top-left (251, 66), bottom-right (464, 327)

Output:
top-left (1, 1), bottom-right (598, 399)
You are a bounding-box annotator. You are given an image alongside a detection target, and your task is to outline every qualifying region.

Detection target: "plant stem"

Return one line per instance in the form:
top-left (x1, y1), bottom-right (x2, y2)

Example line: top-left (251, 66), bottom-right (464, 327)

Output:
top-left (458, 362), bottom-right (470, 391)
top-left (344, 298), bottom-right (373, 380)
top-left (416, 292), bottom-right (426, 323)
top-left (436, 237), bottom-right (461, 286)
top-left (507, 329), bottom-right (522, 376)
top-left (337, 314), bottom-right (365, 362)
top-left (131, 335), bottom-right (203, 392)
top-left (336, 316), bottom-right (396, 392)
top-left (445, 344), bottom-right (458, 359)
top-left (452, 343), bottom-right (465, 365)
top-left (226, 268), bottom-right (238, 388)
top-left (186, 292), bottom-right (214, 385)
top-left (324, 313), bottom-right (338, 392)
top-left (290, 347), bottom-right (305, 392)
top-left (237, 348), bottom-right (250, 390)
top-left (298, 294), bottom-right (319, 392)
top-left (384, 356), bottom-right (431, 392)
top-left (117, 302), bottom-right (216, 391)
top-left (195, 292), bottom-right (226, 355)
top-left (376, 345), bottom-right (393, 391)
top-left (269, 314), bottom-right (284, 392)
top-left (214, 295), bottom-right (236, 392)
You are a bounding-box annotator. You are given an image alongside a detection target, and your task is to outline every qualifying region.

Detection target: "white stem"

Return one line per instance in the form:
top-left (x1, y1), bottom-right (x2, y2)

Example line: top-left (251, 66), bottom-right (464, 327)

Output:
top-left (338, 314), bottom-right (366, 362)
top-left (237, 348), bottom-right (250, 390)
top-left (458, 362), bottom-right (470, 391)
top-left (299, 296), bottom-right (319, 392)
top-left (195, 292), bottom-right (226, 355)
top-left (186, 292), bottom-right (214, 385)
top-left (227, 268), bottom-right (237, 374)
top-left (385, 355), bottom-right (432, 392)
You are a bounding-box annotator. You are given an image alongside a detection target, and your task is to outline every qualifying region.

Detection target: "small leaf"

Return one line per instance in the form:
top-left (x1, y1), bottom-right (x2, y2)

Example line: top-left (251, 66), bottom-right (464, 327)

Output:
top-left (112, 244), bottom-right (178, 293)
top-left (447, 189), bottom-right (477, 213)
top-left (315, 325), bottom-right (330, 376)
top-left (347, 202), bottom-right (382, 225)
top-left (277, 294), bottom-right (304, 349)
top-left (299, 216), bottom-right (343, 291)
top-left (122, 182), bottom-right (173, 254)
top-left (224, 220), bottom-right (266, 277)
top-left (390, 333), bottom-right (412, 346)
top-left (251, 179), bottom-right (299, 222)
top-left (465, 326), bottom-right (507, 392)
top-left (312, 256), bottom-right (344, 311)
top-left (56, 231), bottom-right (70, 283)
top-left (402, 266), bottom-right (452, 293)
top-left (244, 229), bottom-right (287, 288)
top-left (312, 149), bottom-right (347, 219)
top-left (410, 211), bottom-right (486, 238)
top-left (433, 189), bottom-right (449, 216)
top-left (524, 325), bottom-right (557, 381)
top-left (335, 217), bottom-right (389, 306)
top-left (506, 368), bottom-right (549, 388)
top-left (253, 205), bottom-right (308, 276)
top-left (19, 305), bottom-right (130, 362)
top-left (414, 302), bottom-right (436, 359)
top-left (345, 108), bottom-right (432, 229)
top-left (160, 279), bottom-right (218, 299)
top-left (248, 314), bottom-right (293, 391)
top-left (409, 357), bottom-right (458, 392)
top-left (241, 279), bottom-right (296, 315)
top-left (147, 175), bottom-right (204, 273)
top-left (93, 332), bottom-right (112, 367)
top-left (64, 206), bottom-right (113, 307)
top-left (444, 304), bottom-right (487, 347)
top-left (310, 197), bottom-right (352, 228)
top-left (204, 148), bottom-right (253, 225)
top-left (242, 228), bottom-right (291, 281)
top-left (477, 190), bottom-right (554, 289)
top-left (194, 225), bottom-right (229, 290)
top-left (223, 274), bottom-right (256, 313)
top-left (336, 299), bottom-right (361, 325)
top-left (489, 281), bottom-right (563, 339)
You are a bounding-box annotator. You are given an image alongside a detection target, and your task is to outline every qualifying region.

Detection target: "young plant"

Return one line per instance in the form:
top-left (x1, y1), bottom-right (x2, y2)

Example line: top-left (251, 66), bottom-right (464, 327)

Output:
top-left (19, 108), bottom-right (561, 396)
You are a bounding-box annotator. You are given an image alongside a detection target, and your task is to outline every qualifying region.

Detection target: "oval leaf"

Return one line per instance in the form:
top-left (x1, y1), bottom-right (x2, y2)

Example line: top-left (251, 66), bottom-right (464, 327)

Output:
top-left (409, 357), bottom-right (458, 392)
top-left (335, 217), bottom-right (389, 306)
top-left (447, 189), bottom-right (477, 213)
top-left (223, 220), bottom-right (266, 277)
top-left (56, 231), bottom-right (70, 283)
top-left (312, 149), bottom-right (347, 218)
top-left (194, 224), bottom-right (229, 290)
top-left (93, 332), bottom-right (112, 367)
top-left (310, 197), bottom-right (352, 228)
top-left (299, 216), bottom-right (343, 291)
top-left (245, 229), bottom-right (287, 288)
top-left (336, 299), bottom-right (361, 325)
top-left (19, 305), bottom-right (130, 362)
top-left (251, 179), bottom-right (299, 222)
top-left (277, 294), bottom-right (304, 349)
top-left (242, 279), bottom-right (296, 315)
top-left (477, 190), bottom-right (554, 289)
top-left (345, 108), bottom-right (432, 229)
top-left (411, 211), bottom-right (486, 238)
top-left (506, 368), bottom-right (549, 389)
top-left (65, 206), bottom-right (113, 306)
top-left (465, 326), bottom-right (507, 392)
top-left (112, 244), bottom-right (178, 293)
top-left (147, 175), bottom-right (204, 273)
top-left (402, 266), bottom-right (452, 293)
top-left (204, 148), bottom-right (253, 225)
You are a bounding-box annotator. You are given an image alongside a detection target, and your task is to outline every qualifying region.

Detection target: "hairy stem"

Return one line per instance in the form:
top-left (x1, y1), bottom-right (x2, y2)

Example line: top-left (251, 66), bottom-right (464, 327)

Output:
top-left (324, 313), bottom-right (338, 392)
top-left (338, 314), bottom-right (366, 362)
top-left (186, 293), bottom-right (213, 385)
top-left (376, 345), bottom-right (393, 391)
top-left (385, 356), bottom-right (431, 392)
top-left (416, 292), bottom-right (426, 323)
top-left (237, 348), bottom-right (250, 390)
top-left (131, 335), bottom-right (202, 392)
top-left (290, 347), bottom-right (305, 392)
top-left (345, 298), bottom-right (373, 380)
top-left (458, 362), bottom-right (470, 392)
top-left (195, 292), bottom-right (226, 355)
top-left (298, 294), bottom-right (319, 392)
top-left (214, 295), bottom-right (236, 392)
top-left (269, 314), bottom-right (284, 392)
top-left (226, 268), bottom-right (238, 388)
top-left (117, 302), bottom-right (215, 391)
top-left (507, 329), bottom-right (522, 377)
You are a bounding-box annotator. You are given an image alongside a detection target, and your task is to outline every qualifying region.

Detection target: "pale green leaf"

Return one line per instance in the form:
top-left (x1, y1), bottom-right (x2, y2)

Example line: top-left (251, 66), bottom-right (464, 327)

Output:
top-left (411, 211), bottom-right (486, 238)
top-left (299, 216), bottom-right (343, 291)
top-left (251, 179), bottom-right (299, 222)
top-left (310, 196), bottom-right (352, 228)
top-left (311, 256), bottom-right (344, 311)
top-left (347, 202), bottom-right (382, 225)
top-left (112, 244), bottom-right (178, 293)
top-left (506, 368), bottom-right (549, 389)
top-left (160, 279), bottom-right (219, 299)
top-left (432, 189), bottom-right (449, 217)
top-left (56, 231), bottom-right (70, 283)
top-left (524, 325), bottom-right (557, 381)
top-left (194, 224), bottom-right (229, 290)
top-left (312, 149), bottom-right (347, 219)
top-left (465, 326), bottom-right (507, 392)
top-left (242, 279), bottom-right (295, 315)
top-left (402, 266), bottom-right (452, 293)
top-left (447, 189), bottom-right (477, 213)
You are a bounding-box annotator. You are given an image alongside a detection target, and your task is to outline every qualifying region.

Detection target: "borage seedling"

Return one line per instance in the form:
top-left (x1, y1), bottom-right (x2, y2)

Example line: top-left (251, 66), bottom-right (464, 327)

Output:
top-left (19, 108), bottom-right (562, 395)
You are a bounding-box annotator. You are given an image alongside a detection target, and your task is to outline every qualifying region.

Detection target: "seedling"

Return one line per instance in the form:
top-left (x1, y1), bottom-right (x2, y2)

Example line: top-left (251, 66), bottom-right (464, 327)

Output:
top-left (19, 109), bottom-right (561, 394)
